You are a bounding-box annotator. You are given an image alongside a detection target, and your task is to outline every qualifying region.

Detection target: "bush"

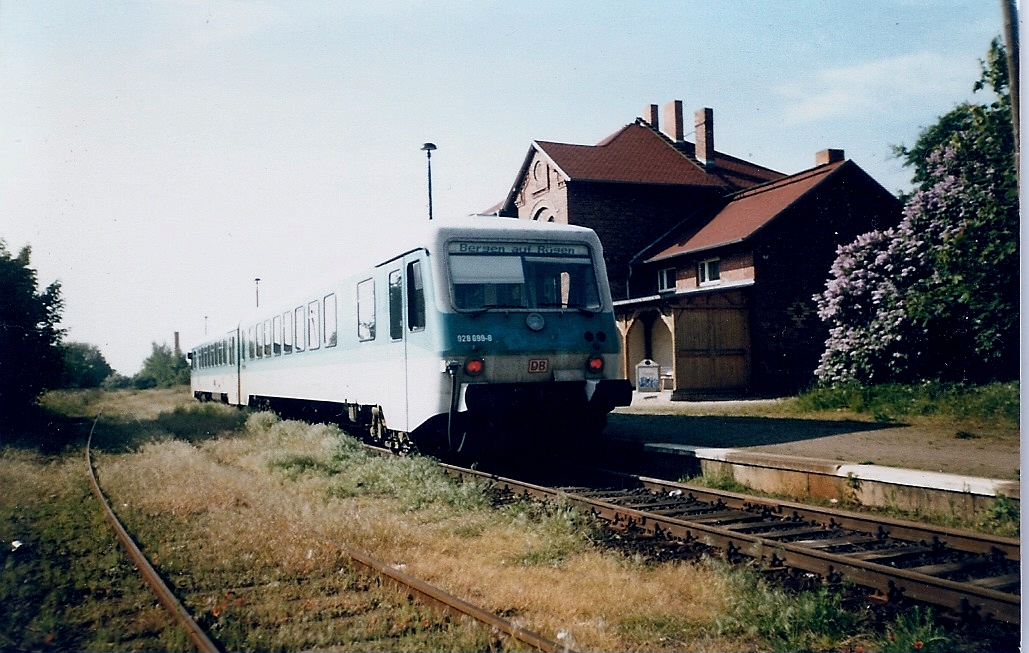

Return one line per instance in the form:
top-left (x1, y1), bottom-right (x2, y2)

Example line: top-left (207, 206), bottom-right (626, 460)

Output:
top-left (796, 381), bottom-right (1019, 426)
top-left (814, 39), bottom-right (1017, 386)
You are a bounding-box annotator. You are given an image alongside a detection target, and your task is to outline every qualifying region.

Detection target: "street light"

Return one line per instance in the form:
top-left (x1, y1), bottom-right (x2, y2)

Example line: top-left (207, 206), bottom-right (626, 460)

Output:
top-left (255, 278), bottom-right (261, 308)
top-left (421, 142), bottom-right (437, 220)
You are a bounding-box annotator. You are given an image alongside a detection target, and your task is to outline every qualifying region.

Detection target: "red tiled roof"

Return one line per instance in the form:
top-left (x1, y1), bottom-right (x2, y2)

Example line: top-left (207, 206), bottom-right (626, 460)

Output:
top-left (646, 160), bottom-right (847, 261)
top-left (536, 122), bottom-right (784, 188)
top-left (536, 123), bottom-right (727, 186)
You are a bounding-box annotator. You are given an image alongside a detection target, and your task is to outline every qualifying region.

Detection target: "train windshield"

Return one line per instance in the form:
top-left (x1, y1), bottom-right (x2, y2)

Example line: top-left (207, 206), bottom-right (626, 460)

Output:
top-left (447, 241), bottom-right (601, 312)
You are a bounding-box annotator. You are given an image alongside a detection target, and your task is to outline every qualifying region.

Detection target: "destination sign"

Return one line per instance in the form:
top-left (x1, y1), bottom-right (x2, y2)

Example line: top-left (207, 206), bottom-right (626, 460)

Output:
top-left (448, 242), bottom-right (590, 257)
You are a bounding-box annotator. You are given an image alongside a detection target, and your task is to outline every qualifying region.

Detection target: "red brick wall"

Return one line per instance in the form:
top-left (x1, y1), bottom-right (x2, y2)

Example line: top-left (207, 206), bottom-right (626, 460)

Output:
top-left (748, 164), bottom-right (901, 394)
top-left (566, 181), bottom-right (722, 300)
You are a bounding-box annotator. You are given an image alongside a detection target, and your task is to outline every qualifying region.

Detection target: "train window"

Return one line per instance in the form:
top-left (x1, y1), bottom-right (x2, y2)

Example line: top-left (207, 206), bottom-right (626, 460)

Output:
top-left (256, 323), bottom-right (264, 358)
top-left (407, 261), bottom-right (425, 331)
top-left (357, 279), bottom-right (375, 341)
top-left (388, 270), bottom-right (403, 340)
top-left (447, 242), bottom-right (600, 312)
top-left (230, 337), bottom-right (236, 365)
top-left (294, 307), bottom-right (305, 351)
top-left (262, 319), bottom-right (271, 357)
top-left (272, 315), bottom-right (282, 356)
top-left (247, 327), bottom-right (254, 359)
top-left (282, 312), bottom-right (293, 354)
top-left (307, 301), bottom-right (321, 350)
top-left (323, 293), bottom-right (337, 347)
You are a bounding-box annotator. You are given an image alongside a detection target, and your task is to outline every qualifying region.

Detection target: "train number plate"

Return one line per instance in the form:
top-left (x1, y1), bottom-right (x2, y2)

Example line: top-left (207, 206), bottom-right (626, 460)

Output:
top-left (528, 358), bottom-right (549, 373)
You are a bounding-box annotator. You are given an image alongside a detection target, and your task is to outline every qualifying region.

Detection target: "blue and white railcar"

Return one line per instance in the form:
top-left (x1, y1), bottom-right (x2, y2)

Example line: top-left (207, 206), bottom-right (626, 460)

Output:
top-left (189, 217), bottom-right (632, 455)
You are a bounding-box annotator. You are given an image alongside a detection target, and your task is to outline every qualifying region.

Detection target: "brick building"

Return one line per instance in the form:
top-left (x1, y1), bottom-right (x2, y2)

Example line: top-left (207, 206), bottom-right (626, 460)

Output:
top-left (496, 101), bottom-right (902, 397)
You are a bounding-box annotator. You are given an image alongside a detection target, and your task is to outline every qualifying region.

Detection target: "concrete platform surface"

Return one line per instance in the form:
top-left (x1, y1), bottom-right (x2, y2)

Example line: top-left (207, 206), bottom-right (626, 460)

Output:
top-left (608, 391), bottom-right (1020, 482)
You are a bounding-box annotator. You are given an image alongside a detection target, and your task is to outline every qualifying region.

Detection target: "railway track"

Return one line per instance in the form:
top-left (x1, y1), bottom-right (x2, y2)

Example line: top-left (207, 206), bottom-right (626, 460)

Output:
top-left (441, 462), bottom-right (1021, 626)
top-left (85, 415), bottom-right (564, 652)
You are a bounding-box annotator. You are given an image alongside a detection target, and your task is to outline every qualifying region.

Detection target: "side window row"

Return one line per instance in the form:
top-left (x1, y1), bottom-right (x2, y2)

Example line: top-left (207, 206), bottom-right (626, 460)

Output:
top-left (196, 261), bottom-right (424, 367)
top-left (193, 336), bottom-right (236, 370)
top-left (247, 293), bottom-right (339, 360)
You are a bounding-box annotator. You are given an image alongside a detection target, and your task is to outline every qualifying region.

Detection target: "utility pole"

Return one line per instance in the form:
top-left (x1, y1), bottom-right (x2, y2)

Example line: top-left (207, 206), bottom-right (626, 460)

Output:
top-left (1002, 0), bottom-right (1019, 183)
top-left (255, 278), bottom-right (261, 308)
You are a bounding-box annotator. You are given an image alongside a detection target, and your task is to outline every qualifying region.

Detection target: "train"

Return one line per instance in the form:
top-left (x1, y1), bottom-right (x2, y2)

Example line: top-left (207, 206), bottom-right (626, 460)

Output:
top-left (189, 216), bottom-right (632, 457)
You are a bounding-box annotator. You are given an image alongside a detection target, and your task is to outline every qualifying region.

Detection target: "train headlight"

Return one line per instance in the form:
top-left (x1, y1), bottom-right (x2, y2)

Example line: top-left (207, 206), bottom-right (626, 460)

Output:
top-left (464, 358), bottom-right (485, 376)
top-left (586, 355), bottom-right (604, 373)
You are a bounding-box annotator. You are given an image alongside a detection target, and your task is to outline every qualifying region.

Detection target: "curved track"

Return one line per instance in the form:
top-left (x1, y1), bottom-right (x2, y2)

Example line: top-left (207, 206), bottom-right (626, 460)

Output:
top-left (442, 462), bottom-right (1020, 625)
top-left (85, 415), bottom-right (564, 652)
top-left (85, 412), bottom-right (220, 653)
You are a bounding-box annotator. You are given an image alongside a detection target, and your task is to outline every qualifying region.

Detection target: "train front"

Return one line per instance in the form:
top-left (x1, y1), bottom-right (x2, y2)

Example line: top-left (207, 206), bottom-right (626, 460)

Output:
top-left (428, 221), bottom-right (632, 456)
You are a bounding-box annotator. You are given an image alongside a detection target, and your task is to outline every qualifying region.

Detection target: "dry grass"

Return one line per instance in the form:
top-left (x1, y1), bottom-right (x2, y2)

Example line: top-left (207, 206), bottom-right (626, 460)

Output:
top-left (93, 407), bottom-right (757, 651)
top-left (9, 388), bottom-right (999, 650)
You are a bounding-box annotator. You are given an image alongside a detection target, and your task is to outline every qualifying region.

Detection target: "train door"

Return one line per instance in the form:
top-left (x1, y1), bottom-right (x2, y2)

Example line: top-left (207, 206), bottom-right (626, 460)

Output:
top-left (383, 252), bottom-right (431, 434)
top-left (401, 253), bottom-right (432, 427)
top-left (384, 265), bottom-right (410, 431)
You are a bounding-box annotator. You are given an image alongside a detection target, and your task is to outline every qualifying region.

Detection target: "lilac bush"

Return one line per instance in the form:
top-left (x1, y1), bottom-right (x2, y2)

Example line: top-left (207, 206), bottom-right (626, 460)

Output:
top-left (815, 139), bottom-right (1016, 385)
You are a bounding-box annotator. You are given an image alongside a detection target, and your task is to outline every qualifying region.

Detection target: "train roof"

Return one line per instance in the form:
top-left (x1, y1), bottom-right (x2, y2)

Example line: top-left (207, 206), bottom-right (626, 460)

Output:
top-left (193, 216), bottom-right (604, 348)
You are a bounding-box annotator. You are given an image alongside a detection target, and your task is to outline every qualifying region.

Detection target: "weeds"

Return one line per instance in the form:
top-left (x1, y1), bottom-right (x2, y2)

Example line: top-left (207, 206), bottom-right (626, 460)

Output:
top-left (711, 558), bottom-right (864, 651)
top-left (796, 381), bottom-right (1019, 427)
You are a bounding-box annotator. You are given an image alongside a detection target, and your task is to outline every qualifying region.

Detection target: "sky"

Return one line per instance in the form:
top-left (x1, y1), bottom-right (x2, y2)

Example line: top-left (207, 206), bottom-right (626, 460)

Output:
top-left (0, 1), bottom-right (1008, 375)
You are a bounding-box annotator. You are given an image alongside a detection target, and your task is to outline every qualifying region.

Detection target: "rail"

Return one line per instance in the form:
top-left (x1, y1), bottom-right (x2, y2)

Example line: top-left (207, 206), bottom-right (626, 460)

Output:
top-left (85, 412), bottom-right (220, 653)
top-left (441, 463), bottom-right (1021, 625)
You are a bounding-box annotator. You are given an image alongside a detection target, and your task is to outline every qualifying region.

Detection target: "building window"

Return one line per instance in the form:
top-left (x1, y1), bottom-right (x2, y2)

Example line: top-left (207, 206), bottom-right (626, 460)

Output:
top-left (657, 267), bottom-right (676, 293)
top-left (531, 206), bottom-right (554, 222)
top-left (699, 258), bottom-right (721, 285)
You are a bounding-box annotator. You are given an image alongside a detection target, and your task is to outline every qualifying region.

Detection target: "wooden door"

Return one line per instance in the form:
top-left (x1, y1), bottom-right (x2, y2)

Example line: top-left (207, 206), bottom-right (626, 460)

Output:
top-left (673, 291), bottom-right (750, 397)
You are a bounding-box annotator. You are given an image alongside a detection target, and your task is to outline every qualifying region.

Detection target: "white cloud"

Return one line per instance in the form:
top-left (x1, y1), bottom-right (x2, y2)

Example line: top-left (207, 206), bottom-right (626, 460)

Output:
top-left (775, 51), bottom-right (980, 124)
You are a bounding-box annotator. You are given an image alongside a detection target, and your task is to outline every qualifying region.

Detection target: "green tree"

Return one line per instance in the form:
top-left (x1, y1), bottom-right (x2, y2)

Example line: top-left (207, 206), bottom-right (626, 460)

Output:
top-left (0, 241), bottom-right (65, 425)
top-left (59, 342), bottom-right (115, 389)
top-left (133, 342), bottom-right (190, 388)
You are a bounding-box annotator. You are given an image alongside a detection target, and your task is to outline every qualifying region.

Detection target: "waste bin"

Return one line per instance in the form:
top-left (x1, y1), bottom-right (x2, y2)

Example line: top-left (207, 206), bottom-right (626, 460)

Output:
top-left (635, 359), bottom-right (660, 393)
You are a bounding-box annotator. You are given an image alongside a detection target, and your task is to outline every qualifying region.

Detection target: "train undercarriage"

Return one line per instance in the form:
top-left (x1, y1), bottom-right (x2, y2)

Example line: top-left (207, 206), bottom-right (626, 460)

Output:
top-left (197, 379), bottom-right (629, 463)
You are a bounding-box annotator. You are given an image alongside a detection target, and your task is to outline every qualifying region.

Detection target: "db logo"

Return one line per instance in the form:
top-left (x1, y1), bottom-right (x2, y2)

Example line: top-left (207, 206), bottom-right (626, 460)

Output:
top-left (528, 358), bottom-right (549, 373)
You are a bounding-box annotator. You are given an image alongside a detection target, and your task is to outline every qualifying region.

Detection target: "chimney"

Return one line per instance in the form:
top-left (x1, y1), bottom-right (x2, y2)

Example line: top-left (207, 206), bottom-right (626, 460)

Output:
top-left (642, 104), bottom-right (659, 129)
top-left (816, 149), bottom-right (845, 165)
top-left (695, 107), bottom-right (715, 169)
top-left (662, 100), bottom-right (684, 141)
top-left (174, 331), bottom-right (180, 355)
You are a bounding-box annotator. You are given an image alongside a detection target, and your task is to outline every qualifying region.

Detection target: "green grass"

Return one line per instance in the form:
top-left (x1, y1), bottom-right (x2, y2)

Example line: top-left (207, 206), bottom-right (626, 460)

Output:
top-left (707, 558), bottom-right (955, 652)
top-left (795, 381), bottom-right (1019, 427)
top-left (0, 455), bottom-right (189, 651)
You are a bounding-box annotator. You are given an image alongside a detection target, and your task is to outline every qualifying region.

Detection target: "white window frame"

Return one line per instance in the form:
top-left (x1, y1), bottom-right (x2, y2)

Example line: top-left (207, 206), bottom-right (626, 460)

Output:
top-left (657, 267), bottom-right (676, 293)
top-left (698, 258), bottom-right (721, 286)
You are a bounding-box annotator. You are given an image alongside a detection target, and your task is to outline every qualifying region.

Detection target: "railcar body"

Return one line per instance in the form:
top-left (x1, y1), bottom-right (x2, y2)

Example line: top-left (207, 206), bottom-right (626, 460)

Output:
top-left (190, 217), bottom-right (632, 455)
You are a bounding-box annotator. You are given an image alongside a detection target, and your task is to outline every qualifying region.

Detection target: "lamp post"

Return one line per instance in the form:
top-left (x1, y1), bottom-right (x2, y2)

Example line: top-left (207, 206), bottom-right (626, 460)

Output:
top-left (255, 278), bottom-right (261, 308)
top-left (421, 142), bottom-right (437, 220)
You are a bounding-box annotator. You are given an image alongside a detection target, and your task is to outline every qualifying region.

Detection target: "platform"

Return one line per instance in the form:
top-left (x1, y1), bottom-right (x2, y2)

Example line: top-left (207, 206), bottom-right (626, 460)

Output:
top-left (601, 391), bottom-right (1021, 519)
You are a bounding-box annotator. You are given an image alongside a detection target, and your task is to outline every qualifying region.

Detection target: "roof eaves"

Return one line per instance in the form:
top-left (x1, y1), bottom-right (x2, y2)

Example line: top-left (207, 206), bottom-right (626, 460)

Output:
top-left (646, 237), bottom-right (745, 263)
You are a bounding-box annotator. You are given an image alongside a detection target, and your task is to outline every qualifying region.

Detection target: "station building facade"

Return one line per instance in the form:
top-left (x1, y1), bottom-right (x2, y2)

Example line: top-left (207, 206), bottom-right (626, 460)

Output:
top-left (494, 101), bottom-right (902, 397)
